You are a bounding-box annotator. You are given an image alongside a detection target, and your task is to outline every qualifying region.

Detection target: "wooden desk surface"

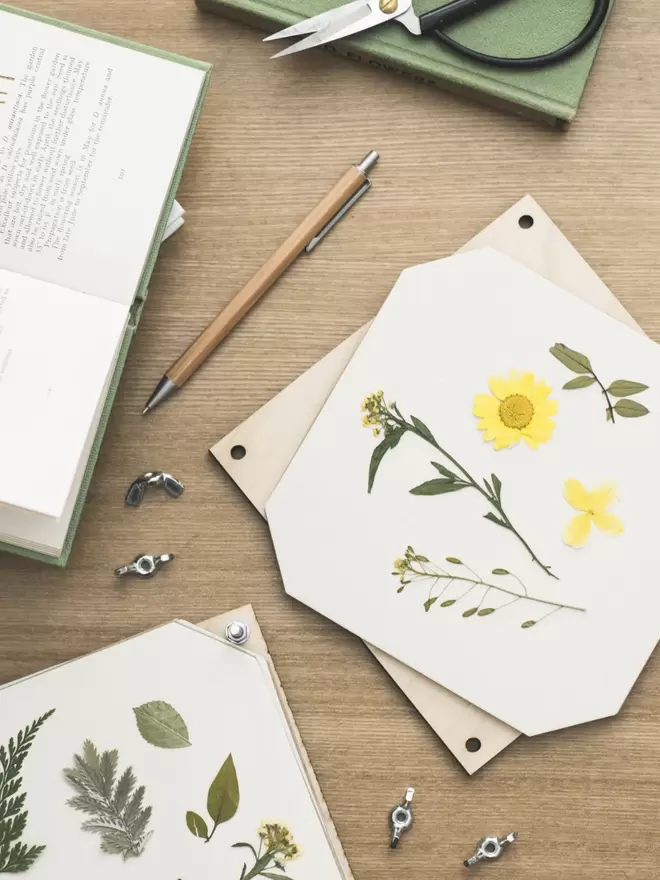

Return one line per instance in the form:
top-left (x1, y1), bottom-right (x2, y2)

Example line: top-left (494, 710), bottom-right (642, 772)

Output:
top-left (0, 2), bottom-right (658, 878)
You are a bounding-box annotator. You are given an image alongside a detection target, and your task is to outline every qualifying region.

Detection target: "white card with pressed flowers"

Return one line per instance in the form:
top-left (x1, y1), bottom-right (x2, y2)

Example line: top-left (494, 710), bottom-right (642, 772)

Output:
top-left (267, 247), bottom-right (660, 737)
top-left (0, 621), bottom-right (347, 878)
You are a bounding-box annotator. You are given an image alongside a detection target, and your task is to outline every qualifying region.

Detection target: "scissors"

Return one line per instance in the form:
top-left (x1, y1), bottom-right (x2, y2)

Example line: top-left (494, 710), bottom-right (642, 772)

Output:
top-left (265, 0), bottom-right (611, 70)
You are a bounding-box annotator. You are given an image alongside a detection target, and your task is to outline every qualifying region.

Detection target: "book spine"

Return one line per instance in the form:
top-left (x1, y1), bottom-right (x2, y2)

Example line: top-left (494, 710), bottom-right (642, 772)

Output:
top-left (194, 0), bottom-right (563, 128)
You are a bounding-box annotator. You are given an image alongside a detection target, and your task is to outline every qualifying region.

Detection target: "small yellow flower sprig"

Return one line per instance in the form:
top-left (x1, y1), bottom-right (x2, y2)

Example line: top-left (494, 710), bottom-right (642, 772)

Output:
top-left (363, 391), bottom-right (558, 580)
top-left (394, 547), bottom-right (585, 629)
top-left (233, 821), bottom-right (301, 880)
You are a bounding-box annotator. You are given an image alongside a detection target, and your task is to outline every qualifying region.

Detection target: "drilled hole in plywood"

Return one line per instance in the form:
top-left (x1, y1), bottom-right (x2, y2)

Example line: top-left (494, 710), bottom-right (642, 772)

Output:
top-left (518, 214), bottom-right (534, 229)
top-left (465, 737), bottom-right (482, 753)
top-left (230, 445), bottom-right (247, 460)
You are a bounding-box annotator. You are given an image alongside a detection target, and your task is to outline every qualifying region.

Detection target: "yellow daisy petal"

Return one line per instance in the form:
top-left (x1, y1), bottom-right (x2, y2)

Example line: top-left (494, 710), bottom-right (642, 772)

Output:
top-left (493, 427), bottom-right (521, 450)
top-left (589, 484), bottom-right (616, 515)
top-left (488, 375), bottom-right (512, 401)
top-left (592, 511), bottom-right (624, 536)
top-left (518, 372), bottom-right (536, 395)
top-left (522, 417), bottom-right (556, 444)
top-left (522, 434), bottom-right (538, 450)
top-left (564, 479), bottom-right (590, 512)
top-left (473, 394), bottom-right (499, 418)
top-left (563, 513), bottom-right (592, 548)
top-left (535, 398), bottom-right (559, 418)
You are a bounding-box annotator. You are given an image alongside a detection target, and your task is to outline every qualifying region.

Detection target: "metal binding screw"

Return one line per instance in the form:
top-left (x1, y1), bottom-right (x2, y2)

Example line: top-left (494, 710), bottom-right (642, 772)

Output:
top-left (115, 553), bottom-right (175, 578)
top-left (125, 471), bottom-right (185, 507)
top-left (389, 787), bottom-right (414, 849)
top-left (464, 832), bottom-right (517, 867)
top-left (225, 620), bottom-right (251, 645)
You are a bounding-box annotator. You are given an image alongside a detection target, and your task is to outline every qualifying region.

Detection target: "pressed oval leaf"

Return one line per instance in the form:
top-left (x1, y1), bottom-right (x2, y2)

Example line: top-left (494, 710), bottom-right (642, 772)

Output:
top-left (521, 620), bottom-right (537, 629)
top-left (445, 557), bottom-right (462, 565)
top-left (491, 568), bottom-right (509, 576)
top-left (423, 598), bottom-right (437, 612)
top-left (440, 600), bottom-right (456, 607)
top-left (396, 585), bottom-right (405, 593)
top-left (478, 608), bottom-right (495, 616)
top-left (607, 380), bottom-right (649, 398)
top-left (549, 343), bottom-right (592, 374)
top-left (563, 376), bottom-right (596, 390)
top-left (613, 399), bottom-right (650, 418)
top-left (491, 473), bottom-right (502, 499)
top-left (207, 754), bottom-right (240, 825)
top-left (186, 811), bottom-right (209, 839)
top-left (410, 479), bottom-right (468, 496)
top-left (410, 415), bottom-right (436, 444)
top-left (133, 701), bottom-right (191, 749)
top-left (462, 608), bottom-right (478, 618)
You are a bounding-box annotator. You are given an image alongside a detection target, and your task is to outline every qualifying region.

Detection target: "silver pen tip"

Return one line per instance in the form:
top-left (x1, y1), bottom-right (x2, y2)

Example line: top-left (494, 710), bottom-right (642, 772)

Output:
top-left (357, 150), bottom-right (379, 175)
top-left (142, 406), bottom-right (150, 415)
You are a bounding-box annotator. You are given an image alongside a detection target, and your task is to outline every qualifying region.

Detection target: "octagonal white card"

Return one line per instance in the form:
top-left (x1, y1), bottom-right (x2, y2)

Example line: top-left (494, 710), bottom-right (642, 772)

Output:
top-left (266, 248), bottom-right (660, 737)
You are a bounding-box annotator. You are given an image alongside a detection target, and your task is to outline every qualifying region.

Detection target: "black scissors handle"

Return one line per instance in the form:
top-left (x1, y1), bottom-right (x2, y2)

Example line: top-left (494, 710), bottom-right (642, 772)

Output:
top-left (418, 0), bottom-right (508, 34)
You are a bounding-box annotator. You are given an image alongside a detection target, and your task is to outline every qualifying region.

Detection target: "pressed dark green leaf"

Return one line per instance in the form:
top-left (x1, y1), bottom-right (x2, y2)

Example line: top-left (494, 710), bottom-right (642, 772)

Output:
top-left (424, 598), bottom-right (437, 612)
top-left (133, 701), bottom-right (191, 749)
top-left (483, 478), bottom-right (494, 497)
top-left (415, 555), bottom-right (430, 563)
top-left (491, 568), bottom-right (509, 576)
top-left (478, 608), bottom-right (495, 616)
top-left (367, 429), bottom-right (404, 494)
top-left (462, 608), bottom-right (478, 618)
top-left (445, 557), bottom-right (462, 565)
top-left (261, 873), bottom-right (295, 880)
top-left (207, 754), bottom-right (240, 826)
top-left (232, 842), bottom-right (258, 859)
top-left (563, 376), bottom-right (596, 390)
top-left (549, 343), bottom-right (592, 374)
top-left (186, 811), bottom-right (209, 839)
top-left (410, 479), bottom-right (469, 496)
top-left (440, 600), bottom-right (456, 607)
top-left (483, 512), bottom-right (507, 528)
top-left (613, 399), bottom-right (650, 418)
top-left (608, 380), bottom-right (649, 397)
top-left (491, 474), bottom-right (502, 500)
top-left (521, 620), bottom-right (537, 629)
top-left (431, 461), bottom-right (457, 480)
top-left (396, 586), bottom-right (405, 593)
top-left (411, 415), bottom-right (436, 445)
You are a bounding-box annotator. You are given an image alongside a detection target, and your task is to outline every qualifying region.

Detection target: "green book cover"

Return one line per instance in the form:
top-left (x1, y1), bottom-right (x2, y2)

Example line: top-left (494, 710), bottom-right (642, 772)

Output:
top-left (0, 3), bottom-right (211, 567)
top-left (196, 0), bottom-right (611, 125)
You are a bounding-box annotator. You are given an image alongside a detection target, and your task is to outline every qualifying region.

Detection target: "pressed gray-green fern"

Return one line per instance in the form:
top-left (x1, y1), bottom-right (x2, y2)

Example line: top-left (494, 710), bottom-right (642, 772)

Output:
top-left (0, 708), bottom-right (55, 874)
top-left (64, 740), bottom-right (153, 860)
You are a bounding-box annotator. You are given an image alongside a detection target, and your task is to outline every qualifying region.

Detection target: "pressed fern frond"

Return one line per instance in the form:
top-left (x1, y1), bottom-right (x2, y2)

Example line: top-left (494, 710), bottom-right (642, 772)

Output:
top-left (64, 740), bottom-right (153, 860)
top-left (0, 708), bottom-right (55, 873)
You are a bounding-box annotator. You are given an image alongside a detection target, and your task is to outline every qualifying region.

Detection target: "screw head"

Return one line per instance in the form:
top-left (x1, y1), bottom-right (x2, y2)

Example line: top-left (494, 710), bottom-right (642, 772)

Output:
top-left (225, 620), bottom-right (250, 645)
top-left (379, 0), bottom-right (398, 13)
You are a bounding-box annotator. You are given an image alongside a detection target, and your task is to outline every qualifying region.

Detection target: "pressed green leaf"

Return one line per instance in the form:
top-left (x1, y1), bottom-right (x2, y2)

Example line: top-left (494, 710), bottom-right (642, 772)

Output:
top-left (606, 409), bottom-right (613, 421)
top-left (521, 620), bottom-right (537, 629)
top-left (261, 873), bottom-right (295, 880)
top-left (410, 415), bottom-right (436, 445)
top-left (607, 380), bottom-right (649, 397)
top-left (440, 600), bottom-right (456, 608)
top-left (491, 568), bottom-right (509, 576)
top-left (549, 343), bottom-right (592, 374)
top-left (423, 598), bottom-right (437, 612)
top-left (415, 555), bottom-right (430, 563)
top-left (462, 608), bottom-right (478, 618)
top-left (232, 842), bottom-right (258, 858)
top-left (367, 429), bottom-right (404, 493)
top-left (478, 608), bottom-right (495, 616)
top-left (483, 512), bottom-right (507, 528)
top-left (133, 701), bottom-right (191, 749)
top-left (396, 585), bottom-right (405, 593)
top-left (431, 461), bottom-right (457, 480)
top-left (445, 557), bottom-right (462, 565)
top-left (563, 376), bottom-right (596, 390)
top-left (491, 473), bottom-right (502, 500)
top-left (613, 399), bottom-right (650, 418)
top-left (410, 479), bottom-right (469, 496)
top-left (186, 811), bottom-right (209, 839)
top-left (483, 478), bottom-right (493, 497)
top-left (207, 754), bottom-right (240, 826)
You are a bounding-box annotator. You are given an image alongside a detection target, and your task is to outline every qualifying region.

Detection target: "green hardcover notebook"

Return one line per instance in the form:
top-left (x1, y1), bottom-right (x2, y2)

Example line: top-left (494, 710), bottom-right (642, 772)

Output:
top-left (0, 4), bottom-right (211, 566)
top-left (196, 0), bottom-right (611, 125)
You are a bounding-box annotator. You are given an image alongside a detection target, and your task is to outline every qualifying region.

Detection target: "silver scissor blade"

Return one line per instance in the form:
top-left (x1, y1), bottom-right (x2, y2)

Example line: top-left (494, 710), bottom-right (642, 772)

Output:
top-left (263, 0), bottom-right (367, 42)
top-left (270, 0), bottom-right (375, 58)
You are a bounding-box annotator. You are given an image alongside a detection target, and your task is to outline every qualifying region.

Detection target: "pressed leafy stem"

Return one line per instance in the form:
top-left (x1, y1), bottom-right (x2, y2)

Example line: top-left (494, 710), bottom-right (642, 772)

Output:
top-left (64, 740), bottom-right (153, 860)
top-left (0, 709), bottom-right (55, 874)
top-left (235, 822), bottom-right (301, 880)
top-left (133, 701), bottom-right (191, 749)
top-left (187, 753), bottom-right (239, 844)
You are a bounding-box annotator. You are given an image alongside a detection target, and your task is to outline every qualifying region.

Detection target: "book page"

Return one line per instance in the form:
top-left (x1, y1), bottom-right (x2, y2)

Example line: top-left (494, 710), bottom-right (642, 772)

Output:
top-left (0, 10), bottom-right (204, 305)
top-left (0, 268), bottom-right (127, 518)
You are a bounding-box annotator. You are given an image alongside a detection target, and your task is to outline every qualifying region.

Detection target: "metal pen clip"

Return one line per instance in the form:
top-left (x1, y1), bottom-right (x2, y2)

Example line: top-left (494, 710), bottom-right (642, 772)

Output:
top-left (305, 150), bottom-right (378, 253)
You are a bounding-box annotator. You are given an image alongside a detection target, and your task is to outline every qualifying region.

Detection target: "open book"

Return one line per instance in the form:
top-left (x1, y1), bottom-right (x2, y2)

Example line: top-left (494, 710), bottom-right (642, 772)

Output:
top-left (0, 6), bottom-right (210, 559)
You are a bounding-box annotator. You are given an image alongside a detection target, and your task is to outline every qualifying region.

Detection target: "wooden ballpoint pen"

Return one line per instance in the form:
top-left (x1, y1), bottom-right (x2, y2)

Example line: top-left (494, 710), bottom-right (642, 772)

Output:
top-left (142, 150), bottom-right (380, 414)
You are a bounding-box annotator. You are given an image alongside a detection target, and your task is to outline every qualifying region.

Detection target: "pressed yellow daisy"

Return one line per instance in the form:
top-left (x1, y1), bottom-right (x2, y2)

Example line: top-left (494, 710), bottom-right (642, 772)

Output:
top-left (563, 479), bottom-right (623, 548)
top-left (473, 371), bottom-right (558, 450)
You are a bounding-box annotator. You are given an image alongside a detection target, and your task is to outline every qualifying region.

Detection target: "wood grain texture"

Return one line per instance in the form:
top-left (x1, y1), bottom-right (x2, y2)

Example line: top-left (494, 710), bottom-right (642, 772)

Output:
top-left (0, 2), bottom-right (658, 877)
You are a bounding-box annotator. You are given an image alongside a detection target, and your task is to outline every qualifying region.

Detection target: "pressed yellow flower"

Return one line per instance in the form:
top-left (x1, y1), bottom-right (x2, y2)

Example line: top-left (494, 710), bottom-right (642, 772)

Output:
top-left (473, 371), bottom-right (558, 450)
top-left (563, 479), bottom-right (623, 548)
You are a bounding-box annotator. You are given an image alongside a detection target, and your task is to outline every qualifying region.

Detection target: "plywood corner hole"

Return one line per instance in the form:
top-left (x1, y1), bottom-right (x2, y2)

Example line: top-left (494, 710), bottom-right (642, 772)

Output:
top-left (231, 444), bottom-right (247, 460)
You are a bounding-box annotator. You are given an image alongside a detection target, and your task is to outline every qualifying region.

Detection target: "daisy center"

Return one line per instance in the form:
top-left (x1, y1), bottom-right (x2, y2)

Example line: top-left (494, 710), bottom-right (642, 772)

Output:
top-left (499, 394), bottom-right (534, 430)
